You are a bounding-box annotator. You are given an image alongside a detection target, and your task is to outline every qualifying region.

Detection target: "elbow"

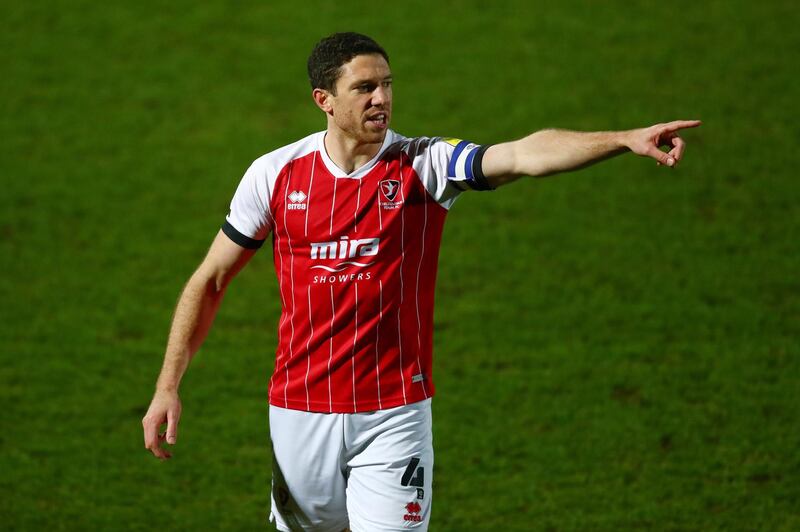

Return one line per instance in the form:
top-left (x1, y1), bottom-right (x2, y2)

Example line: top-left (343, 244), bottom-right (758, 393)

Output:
top-left (512, 157), bottom-right (557, 179)
top-left (210, 270), bottom-right (233, 296)
top-left (510, 133), bottom-right (558, 178)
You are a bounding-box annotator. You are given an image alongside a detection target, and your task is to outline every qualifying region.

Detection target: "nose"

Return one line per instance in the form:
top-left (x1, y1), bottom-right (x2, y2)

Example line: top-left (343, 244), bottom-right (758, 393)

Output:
top-left (371, 85), bottom-right (388, 107)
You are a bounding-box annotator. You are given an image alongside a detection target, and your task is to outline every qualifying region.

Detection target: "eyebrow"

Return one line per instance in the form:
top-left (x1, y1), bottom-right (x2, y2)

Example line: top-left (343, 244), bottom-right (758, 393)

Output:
top-left (350, 76), bottom-right (393, 87)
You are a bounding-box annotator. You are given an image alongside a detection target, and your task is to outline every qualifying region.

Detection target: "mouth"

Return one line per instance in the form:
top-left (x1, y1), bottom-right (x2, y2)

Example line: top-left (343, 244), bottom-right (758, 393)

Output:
top-left (366, 112), bottom-right (388, 129)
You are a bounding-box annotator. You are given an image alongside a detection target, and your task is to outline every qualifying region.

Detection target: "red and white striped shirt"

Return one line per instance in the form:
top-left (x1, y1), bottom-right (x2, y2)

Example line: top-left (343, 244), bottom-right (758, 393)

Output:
top-left (223, 130), bottom-right (491, 413)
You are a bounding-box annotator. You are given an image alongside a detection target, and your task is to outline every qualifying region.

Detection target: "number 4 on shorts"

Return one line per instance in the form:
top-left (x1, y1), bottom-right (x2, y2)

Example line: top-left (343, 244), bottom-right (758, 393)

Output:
top-left (401, 457), bottom-right (424, 487)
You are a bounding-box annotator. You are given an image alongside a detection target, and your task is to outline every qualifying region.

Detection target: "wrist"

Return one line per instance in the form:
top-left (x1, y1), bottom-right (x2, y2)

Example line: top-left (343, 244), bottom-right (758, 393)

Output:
top-left (615, 130), bottom-right (634, 152)
top-left (155, 379), bottom-right (180, 394)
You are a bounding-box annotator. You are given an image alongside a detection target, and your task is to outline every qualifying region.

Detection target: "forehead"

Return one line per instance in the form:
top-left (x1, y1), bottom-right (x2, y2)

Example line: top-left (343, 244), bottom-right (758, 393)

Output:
top-left (337, 54), bottom-right (391, 86)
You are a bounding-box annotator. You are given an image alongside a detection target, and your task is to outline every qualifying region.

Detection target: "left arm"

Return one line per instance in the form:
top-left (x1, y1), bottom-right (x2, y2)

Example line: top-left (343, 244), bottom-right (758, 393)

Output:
top-left (482, 120), bottom-right (701, 187)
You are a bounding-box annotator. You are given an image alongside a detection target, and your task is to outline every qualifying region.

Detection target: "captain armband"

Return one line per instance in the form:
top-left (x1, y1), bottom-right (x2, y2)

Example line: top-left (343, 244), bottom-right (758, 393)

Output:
top-left (444, 139), bottom-right (494, 191)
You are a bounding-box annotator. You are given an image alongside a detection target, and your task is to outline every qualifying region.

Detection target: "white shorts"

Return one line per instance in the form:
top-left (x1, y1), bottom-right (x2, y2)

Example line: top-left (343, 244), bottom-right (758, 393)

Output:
top-left (269, 399), bottom-right (433, 532)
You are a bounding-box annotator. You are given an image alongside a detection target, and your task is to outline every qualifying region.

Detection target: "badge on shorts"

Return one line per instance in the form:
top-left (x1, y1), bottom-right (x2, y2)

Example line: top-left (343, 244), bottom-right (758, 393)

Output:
top-left (403, 501), bottom-right (423, 523)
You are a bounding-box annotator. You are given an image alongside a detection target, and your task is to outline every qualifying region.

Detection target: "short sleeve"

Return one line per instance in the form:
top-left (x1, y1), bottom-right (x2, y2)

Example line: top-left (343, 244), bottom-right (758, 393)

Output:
top-left (222, 161), bottom-right (273, 249)
top-left (407, 137), bottom-right (494, 210)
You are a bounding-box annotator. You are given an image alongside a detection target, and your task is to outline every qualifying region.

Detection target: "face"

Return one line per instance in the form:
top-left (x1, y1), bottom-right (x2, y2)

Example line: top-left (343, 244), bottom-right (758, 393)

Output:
top-left (317, 54), bottom-right (393, 144)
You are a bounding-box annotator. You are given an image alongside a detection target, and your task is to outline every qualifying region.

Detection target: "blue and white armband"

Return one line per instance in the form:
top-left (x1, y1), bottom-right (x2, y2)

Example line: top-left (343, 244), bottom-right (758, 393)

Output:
top-left (445, 139), bottom-right (494, 191)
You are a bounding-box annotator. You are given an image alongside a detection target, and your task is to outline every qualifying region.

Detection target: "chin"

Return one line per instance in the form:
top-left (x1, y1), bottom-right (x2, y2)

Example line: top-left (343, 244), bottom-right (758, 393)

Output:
top-left (361, 130), bottom-right (387, 144)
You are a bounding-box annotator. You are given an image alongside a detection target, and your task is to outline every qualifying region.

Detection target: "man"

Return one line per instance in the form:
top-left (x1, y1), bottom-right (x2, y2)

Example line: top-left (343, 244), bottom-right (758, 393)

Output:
top-left (142, 32), bottom-right (700, 531)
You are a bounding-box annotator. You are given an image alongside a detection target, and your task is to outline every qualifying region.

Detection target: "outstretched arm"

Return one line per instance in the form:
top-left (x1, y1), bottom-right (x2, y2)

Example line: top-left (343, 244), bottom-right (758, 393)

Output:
top-left (481, 120), bottom-right (701, 187)
top-left (142, 230), bottom-right (258, 459)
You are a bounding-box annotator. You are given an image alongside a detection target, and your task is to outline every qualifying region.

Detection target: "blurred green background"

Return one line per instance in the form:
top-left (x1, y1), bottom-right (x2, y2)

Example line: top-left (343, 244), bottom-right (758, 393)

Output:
top-left (1, 1), bottom-right (798, 530)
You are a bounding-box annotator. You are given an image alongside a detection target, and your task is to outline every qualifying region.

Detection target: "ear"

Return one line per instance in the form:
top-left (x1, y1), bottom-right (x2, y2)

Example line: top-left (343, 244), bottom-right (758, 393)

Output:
top-left (312, 88), bottom-right (334, 115)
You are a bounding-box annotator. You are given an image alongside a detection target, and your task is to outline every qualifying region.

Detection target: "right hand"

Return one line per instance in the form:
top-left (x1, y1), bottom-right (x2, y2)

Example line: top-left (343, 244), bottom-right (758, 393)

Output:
top-left (626, 120), bottom-right (702, 167)
top-left (142, 389), bottom-right (182, 460)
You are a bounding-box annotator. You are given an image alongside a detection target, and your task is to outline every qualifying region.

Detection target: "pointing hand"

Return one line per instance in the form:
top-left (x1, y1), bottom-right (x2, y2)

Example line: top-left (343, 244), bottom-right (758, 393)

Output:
top-left (626, 120), bottom-right (702, 167)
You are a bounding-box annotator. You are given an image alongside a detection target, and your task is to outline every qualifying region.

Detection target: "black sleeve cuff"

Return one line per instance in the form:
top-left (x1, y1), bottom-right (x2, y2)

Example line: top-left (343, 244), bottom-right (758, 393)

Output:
top-left (221, 220), bottom-right (266, 249)
top-left (470, 144), bottom-right (494, 191)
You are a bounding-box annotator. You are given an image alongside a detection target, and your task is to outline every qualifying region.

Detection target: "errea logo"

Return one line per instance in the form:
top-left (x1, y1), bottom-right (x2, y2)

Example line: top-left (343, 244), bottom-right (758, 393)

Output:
top-left (288, 190), bottom-right (307, 210)
top-left (404, 502), bottom-right (423, 523)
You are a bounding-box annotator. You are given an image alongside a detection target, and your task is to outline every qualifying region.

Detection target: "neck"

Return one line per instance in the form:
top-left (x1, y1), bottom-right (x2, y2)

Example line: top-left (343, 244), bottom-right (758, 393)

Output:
top-left (323, 127), bottom-right (385, 174)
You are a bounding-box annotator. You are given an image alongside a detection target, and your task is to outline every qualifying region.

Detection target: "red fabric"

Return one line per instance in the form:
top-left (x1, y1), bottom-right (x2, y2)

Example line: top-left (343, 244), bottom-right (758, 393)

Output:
top-left (267, 150), bottom-right (447, 413)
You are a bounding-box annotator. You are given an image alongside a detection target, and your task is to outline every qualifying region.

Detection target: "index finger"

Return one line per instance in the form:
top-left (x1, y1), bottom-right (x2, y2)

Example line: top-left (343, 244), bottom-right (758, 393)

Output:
top-left (662, 120), bottom-right (702, 133)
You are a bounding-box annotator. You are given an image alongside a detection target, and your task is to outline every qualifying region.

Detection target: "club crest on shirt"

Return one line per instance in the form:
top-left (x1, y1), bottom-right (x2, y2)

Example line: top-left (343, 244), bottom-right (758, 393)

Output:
top-left (380, 179), bottom-right (402, 209)
top-left (380, 179), bottom-right (400, 201)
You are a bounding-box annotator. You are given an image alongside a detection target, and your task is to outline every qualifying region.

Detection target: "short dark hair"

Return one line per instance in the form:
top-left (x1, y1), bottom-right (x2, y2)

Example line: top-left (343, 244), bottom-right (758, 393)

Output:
top-left (307, 32), bottom-right (389, 94)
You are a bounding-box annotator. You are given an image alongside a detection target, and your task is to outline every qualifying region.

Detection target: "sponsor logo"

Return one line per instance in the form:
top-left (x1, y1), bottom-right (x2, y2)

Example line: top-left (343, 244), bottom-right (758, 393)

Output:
top-left (310, 236), bottom-right (378, 262)
top-left (404, 502), bottom-right (423, 523)
top-left (313, 272), bottom-right (372, 284)
top-left (309, 236), bottom-right (379, 279)
top-left (288, 190), bottom-right (307, 210)
top-left (379, 179), bottom-right (402, 210)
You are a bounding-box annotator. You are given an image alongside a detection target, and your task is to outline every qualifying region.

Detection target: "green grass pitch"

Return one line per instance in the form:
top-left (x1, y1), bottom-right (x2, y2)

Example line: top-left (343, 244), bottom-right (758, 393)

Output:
top-left (1, 1), bottom-right (798, 530)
